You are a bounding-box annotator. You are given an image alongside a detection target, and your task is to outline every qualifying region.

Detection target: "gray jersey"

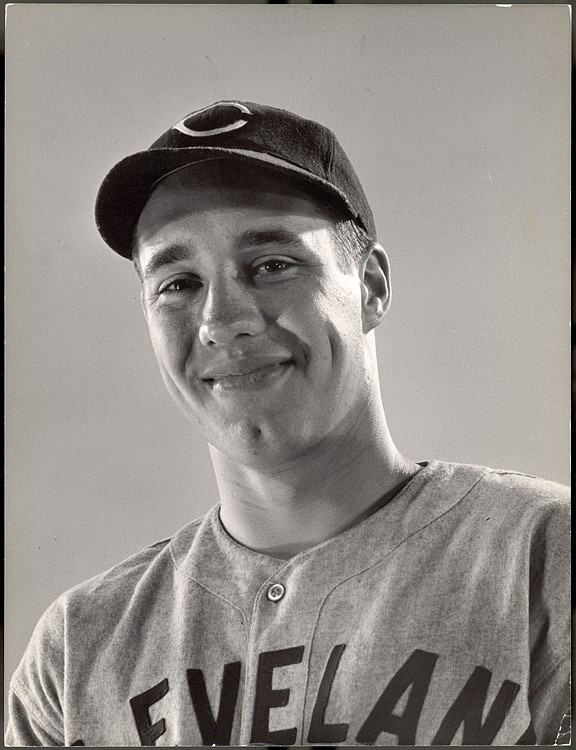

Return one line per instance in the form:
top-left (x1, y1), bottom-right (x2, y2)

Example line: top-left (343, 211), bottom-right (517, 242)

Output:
top-left (6, 461), bottom-right (570, 746)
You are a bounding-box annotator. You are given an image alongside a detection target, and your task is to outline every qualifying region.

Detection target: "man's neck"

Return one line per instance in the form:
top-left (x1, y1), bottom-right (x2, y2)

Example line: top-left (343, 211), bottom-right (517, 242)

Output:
top-left (211, 414), bottom-right (420, 559)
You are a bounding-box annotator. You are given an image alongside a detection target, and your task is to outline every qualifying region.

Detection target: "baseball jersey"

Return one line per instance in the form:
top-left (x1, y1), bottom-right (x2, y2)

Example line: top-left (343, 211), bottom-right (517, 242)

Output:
top-left (5, 461), bottom-right (570, 746)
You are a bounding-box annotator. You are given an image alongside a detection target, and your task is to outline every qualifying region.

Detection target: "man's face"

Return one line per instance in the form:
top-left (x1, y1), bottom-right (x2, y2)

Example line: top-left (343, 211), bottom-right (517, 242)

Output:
top-left (136, 162), bottom-right (382, 466)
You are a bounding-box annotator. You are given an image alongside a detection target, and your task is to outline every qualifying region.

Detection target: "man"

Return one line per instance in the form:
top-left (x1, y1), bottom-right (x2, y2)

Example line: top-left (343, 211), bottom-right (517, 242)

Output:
top-left (6, 101), bottom-right (570, 746)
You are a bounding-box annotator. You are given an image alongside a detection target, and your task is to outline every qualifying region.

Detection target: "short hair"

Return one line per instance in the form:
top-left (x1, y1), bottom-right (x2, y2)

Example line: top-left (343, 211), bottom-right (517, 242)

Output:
top-left (330, 216), bottom-right (374, 268)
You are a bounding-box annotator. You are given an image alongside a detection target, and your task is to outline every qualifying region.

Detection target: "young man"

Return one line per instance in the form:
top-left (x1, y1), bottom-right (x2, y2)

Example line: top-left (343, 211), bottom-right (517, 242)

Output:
top-left (6, 101), bottom-right (570, 746)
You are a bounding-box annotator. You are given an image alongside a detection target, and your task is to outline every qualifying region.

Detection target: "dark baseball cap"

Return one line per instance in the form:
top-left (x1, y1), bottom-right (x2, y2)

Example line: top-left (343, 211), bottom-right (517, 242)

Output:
top-left (95, 100), bottom-right (376, 259)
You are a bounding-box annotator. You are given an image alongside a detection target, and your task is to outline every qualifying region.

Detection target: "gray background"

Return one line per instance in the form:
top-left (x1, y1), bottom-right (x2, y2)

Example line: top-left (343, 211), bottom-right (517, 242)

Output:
top-left (5, 3), bottom-right (571, 702)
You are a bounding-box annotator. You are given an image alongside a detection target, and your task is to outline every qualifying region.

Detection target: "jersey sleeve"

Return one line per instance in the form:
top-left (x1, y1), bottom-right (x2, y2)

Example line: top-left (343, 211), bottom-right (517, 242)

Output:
top-left (5, 599), bottom-right (67, 747)
top-left (5, 689), bottom-right (65, 747)
top-left (527, 489), bottom-right (571, 744)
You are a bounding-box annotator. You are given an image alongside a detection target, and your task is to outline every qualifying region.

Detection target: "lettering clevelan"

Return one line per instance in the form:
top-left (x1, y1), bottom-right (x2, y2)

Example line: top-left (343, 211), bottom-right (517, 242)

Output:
top-left (71, 646), bottom-right (535, 746)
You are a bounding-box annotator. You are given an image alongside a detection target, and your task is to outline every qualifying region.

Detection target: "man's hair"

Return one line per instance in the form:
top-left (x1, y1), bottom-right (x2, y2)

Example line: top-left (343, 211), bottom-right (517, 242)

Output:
top-left (330, 217), bottom-right (373, 268)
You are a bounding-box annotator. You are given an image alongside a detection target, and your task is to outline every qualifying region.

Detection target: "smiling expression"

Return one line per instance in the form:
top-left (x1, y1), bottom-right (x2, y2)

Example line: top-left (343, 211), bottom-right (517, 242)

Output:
top-left (135, 161), bottom-right (383, 465)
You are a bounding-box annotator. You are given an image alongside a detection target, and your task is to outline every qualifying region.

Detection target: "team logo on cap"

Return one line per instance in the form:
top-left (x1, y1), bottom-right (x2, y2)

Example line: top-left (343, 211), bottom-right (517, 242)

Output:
top-left (173, 102), bottom-right (252, 138)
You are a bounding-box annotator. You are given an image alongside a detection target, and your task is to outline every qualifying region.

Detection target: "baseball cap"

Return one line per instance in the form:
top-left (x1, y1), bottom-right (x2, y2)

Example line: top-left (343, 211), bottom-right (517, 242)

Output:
top-left (95, 100), bottom-right (376, 259)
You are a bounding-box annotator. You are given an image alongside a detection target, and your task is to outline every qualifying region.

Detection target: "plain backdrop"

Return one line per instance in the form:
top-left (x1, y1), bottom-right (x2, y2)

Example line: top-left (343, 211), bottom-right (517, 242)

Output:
top-left (5, 3), bottom-right (571, 705)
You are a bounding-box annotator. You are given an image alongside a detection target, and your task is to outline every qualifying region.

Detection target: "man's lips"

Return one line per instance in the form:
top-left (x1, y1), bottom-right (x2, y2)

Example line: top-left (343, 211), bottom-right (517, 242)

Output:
top-left (200, 357), bottom-right (293, 383)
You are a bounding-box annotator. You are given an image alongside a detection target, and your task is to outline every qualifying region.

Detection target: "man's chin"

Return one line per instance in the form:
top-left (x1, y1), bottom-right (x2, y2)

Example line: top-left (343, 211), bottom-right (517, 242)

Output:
top-left (206, 420), bottom-right (314, 468)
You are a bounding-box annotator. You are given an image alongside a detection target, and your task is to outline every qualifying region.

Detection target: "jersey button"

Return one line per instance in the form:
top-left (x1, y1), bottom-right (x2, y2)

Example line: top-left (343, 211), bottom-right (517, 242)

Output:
top-left (267, 583), bottom-right (285, 602)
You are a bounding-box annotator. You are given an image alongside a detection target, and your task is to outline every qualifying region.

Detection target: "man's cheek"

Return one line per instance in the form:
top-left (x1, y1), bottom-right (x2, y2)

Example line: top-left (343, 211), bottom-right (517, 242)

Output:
top-left (151, 319), bottom-right (192, 360)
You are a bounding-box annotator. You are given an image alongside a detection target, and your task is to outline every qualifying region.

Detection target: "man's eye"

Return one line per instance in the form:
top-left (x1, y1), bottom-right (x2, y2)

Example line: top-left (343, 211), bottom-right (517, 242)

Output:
top-left (253, 259), bottom-right (293, 277)
top-left (159, 277), bottom-right (201, 294)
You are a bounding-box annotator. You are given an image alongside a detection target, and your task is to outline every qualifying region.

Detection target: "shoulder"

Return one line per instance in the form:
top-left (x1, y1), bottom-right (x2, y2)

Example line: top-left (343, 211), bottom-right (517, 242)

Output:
top-left (476, 465), bottom-right (569, 502)
top-left (421, 460), bottom-right (569, 548)
top-left (434, 460), bottom-right (569, 512)
top-left (429, 461), bottom-right (570, 558)
top-left (470, 464), bottom-right (569, 531)
top-left (8, 511), bottom-right (214, 738)
top-left (27, 511), bottom-right (211, 641)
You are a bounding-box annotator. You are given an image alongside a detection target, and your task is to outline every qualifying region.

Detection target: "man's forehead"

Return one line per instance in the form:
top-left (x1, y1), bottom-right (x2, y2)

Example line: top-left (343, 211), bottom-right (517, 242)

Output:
top-left (135, 160), bottom-right (340, 247)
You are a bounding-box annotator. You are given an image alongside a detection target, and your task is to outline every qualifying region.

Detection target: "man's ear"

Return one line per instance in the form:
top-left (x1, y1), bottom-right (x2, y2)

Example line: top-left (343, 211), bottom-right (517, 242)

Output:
top-left (360, 242), bottom-right (391, 333)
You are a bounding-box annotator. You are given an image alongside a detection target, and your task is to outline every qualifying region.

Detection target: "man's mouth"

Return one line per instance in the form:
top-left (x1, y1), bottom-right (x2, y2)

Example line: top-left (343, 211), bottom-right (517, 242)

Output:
top-left (201, 358), bottom-right (294, 392)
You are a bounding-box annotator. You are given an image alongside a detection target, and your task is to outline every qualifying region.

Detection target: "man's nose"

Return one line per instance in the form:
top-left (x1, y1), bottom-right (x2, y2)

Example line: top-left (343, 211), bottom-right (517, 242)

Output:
top-left (198, 280), bottom-right (266, 346)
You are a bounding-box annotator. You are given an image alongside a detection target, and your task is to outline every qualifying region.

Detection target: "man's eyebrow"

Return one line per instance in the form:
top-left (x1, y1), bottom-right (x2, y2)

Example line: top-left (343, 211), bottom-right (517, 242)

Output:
top-left (142, 229), bottom-right (307, 279)
top-left (233, 228), bottom-right (306, 253)
top-left (142, 245), bottom-right (191, 280)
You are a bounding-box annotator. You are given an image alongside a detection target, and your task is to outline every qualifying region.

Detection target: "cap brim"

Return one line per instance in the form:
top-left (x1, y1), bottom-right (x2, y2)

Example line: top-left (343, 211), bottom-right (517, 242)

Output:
top-left (95, 146), bottom-right (361, 259)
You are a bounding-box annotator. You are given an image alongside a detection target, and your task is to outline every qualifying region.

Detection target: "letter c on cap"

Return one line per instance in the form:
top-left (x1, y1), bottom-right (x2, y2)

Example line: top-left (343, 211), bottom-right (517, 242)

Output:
top-left (173, 102), bottom-right (252, 138)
